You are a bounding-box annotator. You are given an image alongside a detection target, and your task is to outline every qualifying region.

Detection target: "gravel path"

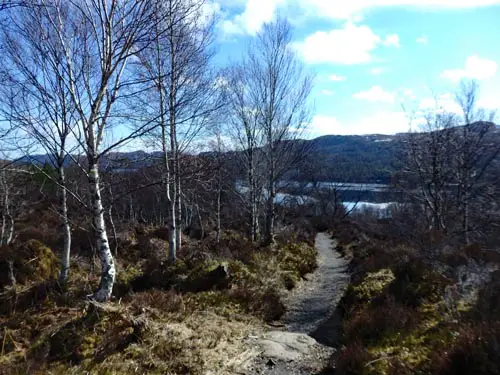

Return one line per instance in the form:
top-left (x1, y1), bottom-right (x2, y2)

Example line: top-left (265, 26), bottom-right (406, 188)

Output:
top-left (283, 232), bottom-right (350, 339)
top-left (244, 233), bottom-right (350, 374)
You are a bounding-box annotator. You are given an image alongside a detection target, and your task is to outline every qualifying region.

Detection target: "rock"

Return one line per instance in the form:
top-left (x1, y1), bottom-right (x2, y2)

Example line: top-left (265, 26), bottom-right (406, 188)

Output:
top-left (256, 331), bottom-right (318, 362)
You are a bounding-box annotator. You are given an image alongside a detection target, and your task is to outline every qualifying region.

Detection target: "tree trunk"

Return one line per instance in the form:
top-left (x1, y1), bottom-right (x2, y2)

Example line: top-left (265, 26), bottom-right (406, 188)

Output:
top-left (264, 149), bottom-right (276, 246)
top-left (89, 162), bottom-right (115, 302)
top-left (7, 260), bottom-right (15, 287)
top-left (196, 204), bottom-right (204, 239)
top-left (176, 164), bottom-right (182, 250)
top-left (463, 188), bottom-right (470, 245)
top-left (58, 166), bottom-right (72, 285)
top-left (265, 180), bottom-right (276, 246)
top-left (216, 185), bottom-right (221, 243)
top-left (247, 151), bottom-right (257, 242)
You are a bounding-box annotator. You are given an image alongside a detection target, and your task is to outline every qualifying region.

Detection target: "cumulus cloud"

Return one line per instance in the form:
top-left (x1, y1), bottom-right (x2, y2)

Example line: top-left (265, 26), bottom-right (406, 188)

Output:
top-left (441, 56), bottom-right (498, 82)
top-left (353, 86), bottom-right (396, 103)
top-left (220, 0), bottom-right (500, 35)
top-left (293, 23), bottom-right (382, 64)
top-left (308, 111), bottom-right (411, 136)
top-left (321, 89), bottom-right (335, 96)
top-left (307, 115), bottom-right (343, 136)
top-left (222, 0), bottom-right (284, 35)
top-left (294, 0), bottom-right (500, 20)
top-left (419, 93), bottom-right (462, 114)
top-left (328, 74), bottom-right (347, 81)
top-left (293, 22), bottom-right (400, 65)
top-left (477, 97), bottom-right (500, 110)
top-left (383, 34), bottom-right (400, 47)
top-left (370, 67), bottom-right (386, 75)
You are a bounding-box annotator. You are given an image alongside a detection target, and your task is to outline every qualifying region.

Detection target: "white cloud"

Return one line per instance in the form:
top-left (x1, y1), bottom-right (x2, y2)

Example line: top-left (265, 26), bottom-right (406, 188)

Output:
top-left (295, 0), bottom-right (500, 20)
top-left (383, 34), bottom-right (400, 47)
top-left (441, 56), bottom-right (498, 82)
top-left (328, 74), bottom-right (347, 81)
top-left (321, 89), bottom-right (335, 96)
top-left (222, 0), bottom-right (284, 35)
top-left (307, 115), bottom-right (343, 136)
top-left (401, 88), bottom-right (417, 100)
top-left (294, 22), bottom-right (382, 64)
top-left (416, 36), bottom-right (428, 44)
top-left (352, 111), bottom-right (410, 134)
top-left (370, 67), bottom-right (386, 75)
top-left (353, 86), bottom-right (396, 103)
top-left (221, 0), bottom-right (500, 34)
top-left (419, 93), bottom-right (462, 114)
top-left (478, 97), bottom-right (500, 110)
top-left (308, 111), bottom-right (411, 136)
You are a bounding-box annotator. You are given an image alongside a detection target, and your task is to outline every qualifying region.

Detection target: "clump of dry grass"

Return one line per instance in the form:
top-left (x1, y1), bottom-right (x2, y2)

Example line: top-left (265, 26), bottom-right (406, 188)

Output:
top-left (0, 298), bottom-right (260, 375)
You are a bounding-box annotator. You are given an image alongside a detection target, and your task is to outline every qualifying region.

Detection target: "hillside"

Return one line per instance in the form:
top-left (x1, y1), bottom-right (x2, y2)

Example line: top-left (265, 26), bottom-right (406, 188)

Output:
top-left (18, 122), bottom-right (500, 185)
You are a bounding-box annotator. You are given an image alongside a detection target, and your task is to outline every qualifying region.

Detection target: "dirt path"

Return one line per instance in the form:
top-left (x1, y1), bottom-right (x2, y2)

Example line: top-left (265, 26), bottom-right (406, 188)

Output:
top-left (283, 232), bottom-right (350, 340)
top-left (243, 233), bottom-right (350, 374)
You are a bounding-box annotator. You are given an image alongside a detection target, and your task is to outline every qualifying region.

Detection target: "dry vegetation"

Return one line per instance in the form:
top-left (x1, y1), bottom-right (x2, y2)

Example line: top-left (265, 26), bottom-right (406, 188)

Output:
top-left (0, 221), bottom-right (317, 375)
top-left (330, 220), bottom-right (500, 375)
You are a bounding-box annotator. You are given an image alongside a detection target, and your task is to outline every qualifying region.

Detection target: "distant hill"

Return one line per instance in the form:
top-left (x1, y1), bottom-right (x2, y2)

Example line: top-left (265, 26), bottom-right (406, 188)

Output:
top-left (16, 122), bottom-right (499, 184)
top-left (304, 133), bottom-right (403, 183)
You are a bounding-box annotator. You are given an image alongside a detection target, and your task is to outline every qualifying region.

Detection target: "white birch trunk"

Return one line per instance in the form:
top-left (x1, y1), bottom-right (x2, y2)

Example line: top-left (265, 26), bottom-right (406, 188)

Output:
top-left (216, 186), bottom-right (221, 244)
top-left (89, 163), bottom-right (115, 302)
top-left (58, 166), bottom-right (72, 284)
top-left (176, 171), bottom-right (182, 250)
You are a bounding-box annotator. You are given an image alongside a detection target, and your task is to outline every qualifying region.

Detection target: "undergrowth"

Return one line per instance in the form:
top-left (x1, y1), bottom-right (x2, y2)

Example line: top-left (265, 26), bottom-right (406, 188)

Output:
top-left (332, 221), bottom-right (500, 375)
top-left (0, 227), bottom-right (317, 375)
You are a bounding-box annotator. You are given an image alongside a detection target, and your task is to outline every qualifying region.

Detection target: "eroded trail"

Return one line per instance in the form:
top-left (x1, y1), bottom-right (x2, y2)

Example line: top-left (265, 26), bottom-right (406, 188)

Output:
top-left (244, 233), bottom-right (350, 374)
top-left (283, 232), bottom-right (350, 342)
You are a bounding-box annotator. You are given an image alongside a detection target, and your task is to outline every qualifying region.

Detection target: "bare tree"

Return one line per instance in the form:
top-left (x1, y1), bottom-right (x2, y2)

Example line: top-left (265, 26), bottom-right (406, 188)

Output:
top-left (137, 0), bottom-right (220, 260)
top-left (0, 4), bottom-right (82, 284)
top-left (231, 18), bottom-right (312, 245)
top-left (227, 65), bottom-right (265, 242)
top-left (400, 107), bottom-right (457, 234)
top-left (454, 81), bottom-right (499, 244)
top-left (25, 0), bottom-right (167, 301)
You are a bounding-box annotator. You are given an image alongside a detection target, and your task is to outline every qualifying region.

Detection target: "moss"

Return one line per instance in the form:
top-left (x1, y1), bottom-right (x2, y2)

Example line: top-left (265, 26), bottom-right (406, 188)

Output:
top-left (277, 242), bottom-right (317, 278)
top-left (117, 263), bottom-right (144, 286)
top-left (26, 240), bottom-right (59, 281)
top-left (352, 269), bottom-right (395, 302)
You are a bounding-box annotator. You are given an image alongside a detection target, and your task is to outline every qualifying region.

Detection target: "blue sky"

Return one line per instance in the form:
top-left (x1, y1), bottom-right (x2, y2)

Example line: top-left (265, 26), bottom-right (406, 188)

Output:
top-left (207, 0), bottom-right (500, 137)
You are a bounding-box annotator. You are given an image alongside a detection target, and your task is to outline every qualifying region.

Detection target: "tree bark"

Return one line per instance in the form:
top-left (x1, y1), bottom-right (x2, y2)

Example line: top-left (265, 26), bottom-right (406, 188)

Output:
top-left (265, 166), bottom-right (276, 246)
top-left (58, 166), bottom-right (72, 285)
top-left (89, 162), bottom-right (115, 302)
top-left (216, 185), bottom-right (221, 243)
top-left (176, 158), bottom-right (182, 250)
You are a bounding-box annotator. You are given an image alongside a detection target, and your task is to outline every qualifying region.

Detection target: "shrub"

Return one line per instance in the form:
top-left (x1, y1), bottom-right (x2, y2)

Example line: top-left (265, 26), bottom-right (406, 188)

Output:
top-left (0, 240), bottom-right (59, 289)
top-left (343, 297), bottom-right (420, 345)
top-left (434, 323), bottom-right (500, 375)
top-left (336, 341), bottom-right (373, 375)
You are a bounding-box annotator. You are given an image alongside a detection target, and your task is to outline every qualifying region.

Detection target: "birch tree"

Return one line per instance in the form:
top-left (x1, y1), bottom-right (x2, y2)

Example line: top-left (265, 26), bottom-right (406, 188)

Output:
top-left (230, 18), bottom-right (312, 245)
top-left (24, 0), bottom-right (166, 301)
top-left (401, 109), bottom-right (457, 233)
top-left (227, 65), bottom-right (264, 242)
top-left (454, 81), bottom-right (499, 244)
top-left (137, 0), bottom-right (220, 261)
top-left (0, 5), bottom-right (81, 284)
